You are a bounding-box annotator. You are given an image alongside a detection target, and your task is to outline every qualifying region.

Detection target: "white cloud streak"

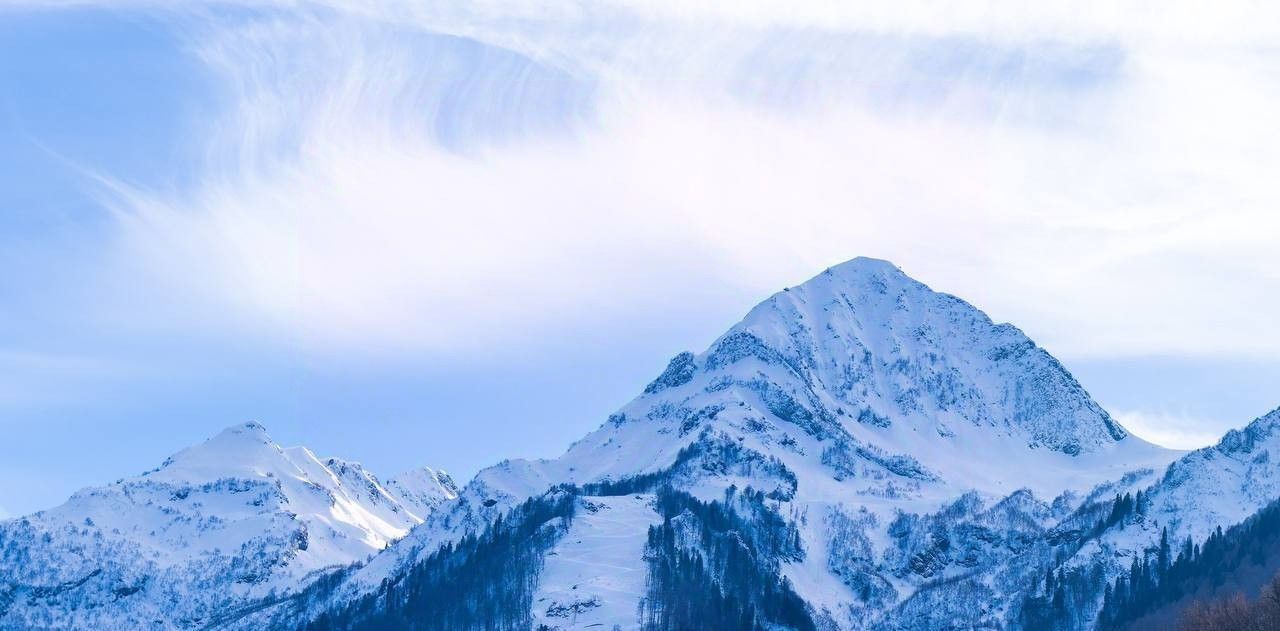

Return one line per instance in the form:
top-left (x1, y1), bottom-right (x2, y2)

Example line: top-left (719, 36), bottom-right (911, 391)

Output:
top-left (48, 1), bottom-right (1280, 359)
top-left (1111, 409), bottom-right (1225, 450)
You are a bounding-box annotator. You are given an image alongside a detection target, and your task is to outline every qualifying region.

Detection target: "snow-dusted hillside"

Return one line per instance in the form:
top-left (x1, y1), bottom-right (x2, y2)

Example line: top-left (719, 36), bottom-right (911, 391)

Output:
top-left (0, 422), bottom-right (455, 630)
top-left (1150, 407), bottom-right (1280, 542)
top-left (1046, 408), bottom-right (1280, 611)
top-left (293, 258), bottom-right (1183, 630)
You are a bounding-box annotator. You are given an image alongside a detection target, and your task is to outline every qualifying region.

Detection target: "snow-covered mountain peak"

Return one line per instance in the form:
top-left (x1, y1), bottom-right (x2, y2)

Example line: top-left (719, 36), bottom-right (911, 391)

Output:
top-left (206, 419), bottom-right (273, 447)
top-left (1141, 406), bottom-right (1280, 538)
top-left (0, 422), bottom-right (457, 630)
top-left (706, 258), bottom-right (1137, 457)
top-left (402, 260), bottom-right (1177, 573)
top-left (2, 260), bottom-right (1203, 631)
top-left (815, 255), bottom-right (905, 284)
top-left (448, 260), bottom-right (1174, 522)
top-left (24, 259), bottom-right (1204, 631)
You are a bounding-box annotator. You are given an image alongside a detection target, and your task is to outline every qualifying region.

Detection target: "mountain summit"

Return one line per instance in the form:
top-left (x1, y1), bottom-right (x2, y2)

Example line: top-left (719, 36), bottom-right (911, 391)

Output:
top-left (468, 257), bottom-right (1164, 501)
top-left (290, 258), bottom-right (1178, 630)
top-left (722, 257), bottom-right (1131, 454)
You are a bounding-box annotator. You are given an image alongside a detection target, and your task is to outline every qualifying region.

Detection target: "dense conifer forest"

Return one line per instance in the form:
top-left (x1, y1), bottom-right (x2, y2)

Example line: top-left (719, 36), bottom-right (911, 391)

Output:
top-left (1016, 492), bottom-right (1152, 630)
top-left (637, 486), bottom-right (813, 631)
top-left (1101, 498), bottom-right (1280, 630)
top-left (269, 458), bottom-right (814, 631)
top-left (296, 493), bottom-right (576, 631)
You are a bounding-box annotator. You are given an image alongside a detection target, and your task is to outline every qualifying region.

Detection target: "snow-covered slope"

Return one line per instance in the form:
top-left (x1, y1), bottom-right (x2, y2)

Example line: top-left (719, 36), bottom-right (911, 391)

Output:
top-left (384, 467), bottom-right (459, 518)
top-left (0, 422), bottom-right (455, 630)
top-left (531, 494), bottom-right (661, 630)
top-left (1144, 407), bottom-right (1280, 544)
top-left (311, 258), bottom-right (1180, 630)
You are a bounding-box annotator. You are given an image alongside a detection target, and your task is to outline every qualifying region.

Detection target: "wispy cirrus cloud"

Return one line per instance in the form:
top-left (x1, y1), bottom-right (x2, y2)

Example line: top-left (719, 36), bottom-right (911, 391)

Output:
top-left (7, 0), bottom-right (1277, 363)
top-left (3, 0), bottom-right (1279, 517)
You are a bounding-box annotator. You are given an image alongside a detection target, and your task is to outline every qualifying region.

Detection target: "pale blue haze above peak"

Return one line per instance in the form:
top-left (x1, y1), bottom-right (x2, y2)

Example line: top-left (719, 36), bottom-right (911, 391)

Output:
top-left (1, 2), bottom-right (1278, 517)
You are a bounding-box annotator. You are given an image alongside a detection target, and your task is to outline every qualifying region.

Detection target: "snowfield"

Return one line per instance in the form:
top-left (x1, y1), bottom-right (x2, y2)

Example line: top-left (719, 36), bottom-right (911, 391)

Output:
top-left (533, 494), bottom-right (661, 630)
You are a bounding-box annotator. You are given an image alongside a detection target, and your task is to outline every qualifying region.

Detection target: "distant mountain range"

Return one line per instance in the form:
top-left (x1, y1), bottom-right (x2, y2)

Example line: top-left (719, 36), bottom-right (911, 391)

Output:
top-left (3, 258), bottom-right (1276, 630)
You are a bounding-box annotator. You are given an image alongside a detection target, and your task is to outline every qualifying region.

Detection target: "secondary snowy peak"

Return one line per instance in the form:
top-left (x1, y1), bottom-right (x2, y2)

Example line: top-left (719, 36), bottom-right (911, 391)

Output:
top-left (386, 467), bottom-right (460, 517)
top-left (149, 421), bottom-right (434, 539)
top-left (145, 421), bottom-right (302, 484)
top-left (0, 422), bottom-right (454, 630)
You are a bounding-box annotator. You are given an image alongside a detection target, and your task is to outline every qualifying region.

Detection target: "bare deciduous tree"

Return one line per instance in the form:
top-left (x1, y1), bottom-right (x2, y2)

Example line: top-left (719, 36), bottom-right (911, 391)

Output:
top-left (1178, 575), bottom-right (1280, 631)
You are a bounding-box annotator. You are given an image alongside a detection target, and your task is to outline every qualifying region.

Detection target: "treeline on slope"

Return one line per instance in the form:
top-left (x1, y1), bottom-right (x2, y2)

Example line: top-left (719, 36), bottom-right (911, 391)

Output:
top-left (270, 448), bottom-right (813, 631)
top-left (270, 442), bottom-right (690, 631)
top-left (638, 486), bottom-right (813, 631)
top-left (1098, 497), bottom-right (1280, 630)
top-left (294, 492), bottom-right (577, 631)
top-left (576, 429), bottom-right (798, 501)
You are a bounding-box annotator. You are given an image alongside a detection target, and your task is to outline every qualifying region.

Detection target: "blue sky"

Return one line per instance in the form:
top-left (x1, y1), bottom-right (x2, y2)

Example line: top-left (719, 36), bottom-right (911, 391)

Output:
top-left (2, 2), bottom-right (1279, 518)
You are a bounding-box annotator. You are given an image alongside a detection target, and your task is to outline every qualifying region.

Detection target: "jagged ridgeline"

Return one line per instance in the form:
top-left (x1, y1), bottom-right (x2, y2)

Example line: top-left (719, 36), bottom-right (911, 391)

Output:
top-left (275, 476), bottom-right (813, 631)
